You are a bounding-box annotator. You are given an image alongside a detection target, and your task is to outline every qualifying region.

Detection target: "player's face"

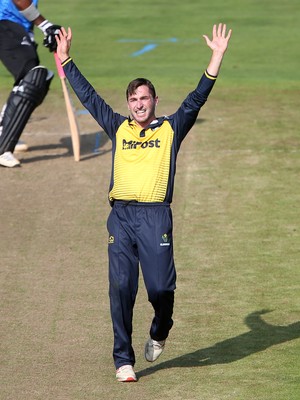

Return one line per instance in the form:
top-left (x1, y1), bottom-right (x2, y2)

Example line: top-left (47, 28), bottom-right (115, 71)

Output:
top-left (127, 85), bottom-right (158, 128)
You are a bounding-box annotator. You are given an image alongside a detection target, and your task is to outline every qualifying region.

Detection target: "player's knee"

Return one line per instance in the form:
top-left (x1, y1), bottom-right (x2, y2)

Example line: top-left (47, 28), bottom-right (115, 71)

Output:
top-left (20, 66), bottom-right (54, 106)
top-left (0, 66), bottom-right (54, 153)
top-left (148, 288), bottom-right (175, 305)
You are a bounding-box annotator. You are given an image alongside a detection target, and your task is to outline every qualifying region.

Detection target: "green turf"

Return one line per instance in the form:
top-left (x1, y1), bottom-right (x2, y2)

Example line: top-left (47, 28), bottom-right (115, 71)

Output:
top-left (1, 0), bottom-right (299, 90)
top-left (1, 0), bottom-right (299, 399)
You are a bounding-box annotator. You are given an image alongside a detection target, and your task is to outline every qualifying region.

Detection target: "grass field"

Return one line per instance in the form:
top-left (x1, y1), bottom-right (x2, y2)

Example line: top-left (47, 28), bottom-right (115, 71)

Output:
top-left (1, 1), bottom-right (299, 399)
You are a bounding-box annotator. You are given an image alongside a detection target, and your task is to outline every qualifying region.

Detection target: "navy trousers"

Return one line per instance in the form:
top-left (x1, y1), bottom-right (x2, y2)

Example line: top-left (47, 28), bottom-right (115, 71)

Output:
top-left (107, 201), bottom-right (176, 368)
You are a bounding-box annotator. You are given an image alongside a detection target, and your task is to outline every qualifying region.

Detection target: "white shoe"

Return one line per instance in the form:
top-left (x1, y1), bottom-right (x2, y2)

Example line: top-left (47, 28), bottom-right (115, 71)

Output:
top-left (145, 338), bottom-right (166, 362)
top-left (0, 151), bottom-right (20, 167)
top-left (116, 365), bottom-right (137, 382)
top-left (15, 140), bottom-right (28, 152)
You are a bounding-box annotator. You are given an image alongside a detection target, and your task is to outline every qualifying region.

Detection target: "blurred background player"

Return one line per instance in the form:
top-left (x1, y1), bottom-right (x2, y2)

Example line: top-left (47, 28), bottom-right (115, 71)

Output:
top-left (0, 0), bottom-right (61, 167)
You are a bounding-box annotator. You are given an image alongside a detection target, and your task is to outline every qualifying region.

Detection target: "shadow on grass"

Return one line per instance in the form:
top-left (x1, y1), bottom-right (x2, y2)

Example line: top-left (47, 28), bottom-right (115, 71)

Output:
top-left (21, 130), bottom-right (111, 164)
top-left (137, 310), bottom-right (300, 378)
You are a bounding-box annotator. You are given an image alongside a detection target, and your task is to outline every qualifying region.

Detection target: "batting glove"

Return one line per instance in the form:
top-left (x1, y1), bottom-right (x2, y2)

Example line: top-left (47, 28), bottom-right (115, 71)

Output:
top-left (38, 20), bottom-right (61, 52)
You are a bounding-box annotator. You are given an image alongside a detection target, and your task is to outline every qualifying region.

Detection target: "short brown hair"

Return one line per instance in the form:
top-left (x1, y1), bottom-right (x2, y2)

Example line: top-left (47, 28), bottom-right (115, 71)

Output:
top-left (126, 78), bottom-right (156, 100)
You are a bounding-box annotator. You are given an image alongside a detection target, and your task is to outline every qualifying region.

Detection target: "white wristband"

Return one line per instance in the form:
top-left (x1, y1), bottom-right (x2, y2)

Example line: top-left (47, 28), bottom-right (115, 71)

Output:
top-left (38, 20), bottom-right (53, 34)
top-left (19, 3), bottom-right (40, 22)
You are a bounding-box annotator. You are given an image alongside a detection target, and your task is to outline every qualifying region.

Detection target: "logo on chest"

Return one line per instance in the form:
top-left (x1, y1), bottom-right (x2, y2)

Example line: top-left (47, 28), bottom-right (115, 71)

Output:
top-left (122, 138), bottom-right (161, 150)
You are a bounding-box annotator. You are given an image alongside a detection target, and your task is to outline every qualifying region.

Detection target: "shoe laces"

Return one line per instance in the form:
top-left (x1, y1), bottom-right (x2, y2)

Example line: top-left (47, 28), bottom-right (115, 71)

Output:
top-left (152, 339), bottom-right (165, 349)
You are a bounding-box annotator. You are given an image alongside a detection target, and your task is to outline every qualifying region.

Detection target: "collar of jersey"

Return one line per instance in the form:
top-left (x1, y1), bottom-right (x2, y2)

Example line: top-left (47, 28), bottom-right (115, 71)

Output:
top-left (127, 116), bottom-right (167, 131)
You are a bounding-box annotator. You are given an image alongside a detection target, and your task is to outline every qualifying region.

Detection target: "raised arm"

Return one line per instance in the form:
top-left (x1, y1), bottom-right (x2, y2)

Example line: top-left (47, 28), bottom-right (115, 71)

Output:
top-left (13, 0), bottom-right (61, 52)
top-left (13, 0), bottom-right (44, 25)
top-left (203, 23), bottom-right (232, 76)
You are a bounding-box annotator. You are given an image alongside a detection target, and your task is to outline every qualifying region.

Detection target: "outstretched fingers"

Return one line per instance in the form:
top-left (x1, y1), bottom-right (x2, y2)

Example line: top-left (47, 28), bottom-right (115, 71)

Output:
top-left (217, 23), bottom-right (231, 39)
top-left (203, 23), bottom-right (232, 52)
top-left (55, 27), bottom-right (72, 61)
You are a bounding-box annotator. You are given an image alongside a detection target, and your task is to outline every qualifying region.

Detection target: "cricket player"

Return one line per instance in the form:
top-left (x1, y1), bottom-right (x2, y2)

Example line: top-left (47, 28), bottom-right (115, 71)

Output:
top-left (56, 23), bottom-right (232, 382)
top-left (0, 0), bottom-right (61, 167)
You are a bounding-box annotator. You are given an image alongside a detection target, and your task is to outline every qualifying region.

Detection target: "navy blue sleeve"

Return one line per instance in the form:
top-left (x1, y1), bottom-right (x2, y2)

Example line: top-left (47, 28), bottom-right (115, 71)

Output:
top-left (63, 60), bottom-right (126, 139)
top-left (169, 72), bottom-right (217, 147)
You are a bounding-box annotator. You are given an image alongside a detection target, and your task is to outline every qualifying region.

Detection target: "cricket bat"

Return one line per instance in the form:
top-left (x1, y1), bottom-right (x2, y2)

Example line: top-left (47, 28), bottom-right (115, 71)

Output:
top-left (54, 52), bottom-right (80, 162)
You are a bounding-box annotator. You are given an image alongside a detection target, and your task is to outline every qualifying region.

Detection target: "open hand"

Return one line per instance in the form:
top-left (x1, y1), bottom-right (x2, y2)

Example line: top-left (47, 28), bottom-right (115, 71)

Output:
top-left (55, 26), bottom-right (72, 62)
top-left (203, 23), bottom-right (232, 54)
